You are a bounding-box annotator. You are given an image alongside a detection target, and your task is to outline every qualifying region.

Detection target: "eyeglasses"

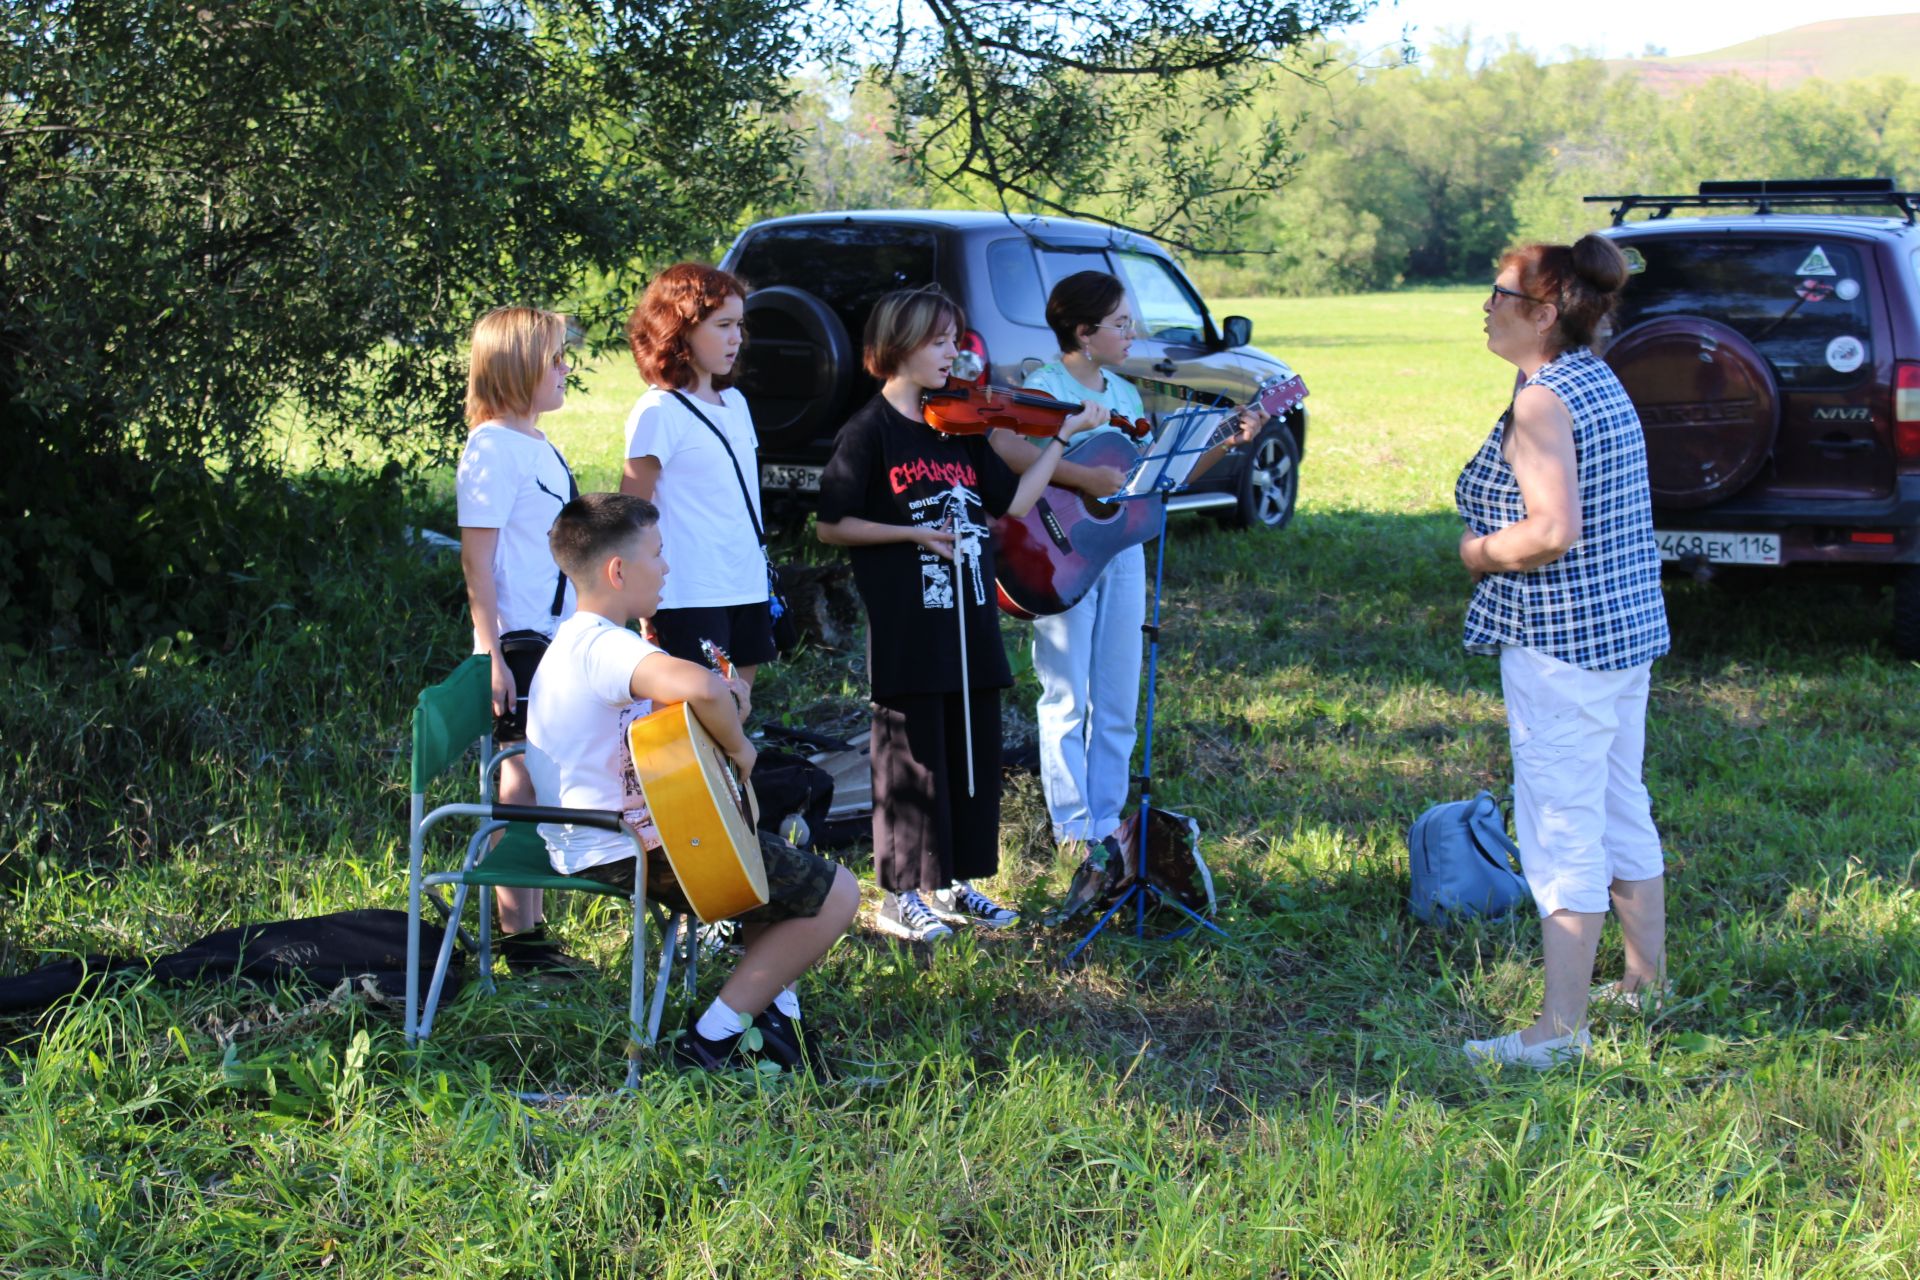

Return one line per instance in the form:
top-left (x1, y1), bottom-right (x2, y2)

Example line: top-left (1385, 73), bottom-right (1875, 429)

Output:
top-left (1092, 320), bottom-right (1137, 336)
top-left (1489, 283), bottom-right (1544, 306)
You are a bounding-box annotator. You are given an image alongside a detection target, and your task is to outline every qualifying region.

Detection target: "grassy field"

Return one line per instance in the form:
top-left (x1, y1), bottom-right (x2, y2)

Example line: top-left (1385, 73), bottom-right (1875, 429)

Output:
top-left (5, 288), bottom-right (1920, 1277)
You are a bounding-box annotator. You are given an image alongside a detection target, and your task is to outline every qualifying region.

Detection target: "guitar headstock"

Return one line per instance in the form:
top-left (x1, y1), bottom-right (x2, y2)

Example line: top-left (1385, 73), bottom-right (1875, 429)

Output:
top-left (1252, 373), bottom-right (1310, 419)
top-left (698, 639), bottom-right (735, 680)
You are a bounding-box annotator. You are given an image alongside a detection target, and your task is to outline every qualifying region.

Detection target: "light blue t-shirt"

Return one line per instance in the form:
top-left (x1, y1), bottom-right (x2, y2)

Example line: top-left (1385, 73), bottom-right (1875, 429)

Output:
top-left (1021, 362), bottom-right (1147, 439)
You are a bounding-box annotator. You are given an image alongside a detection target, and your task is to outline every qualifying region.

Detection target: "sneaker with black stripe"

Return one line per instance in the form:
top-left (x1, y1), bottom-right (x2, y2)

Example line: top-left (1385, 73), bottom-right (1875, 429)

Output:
top-left (875, 890), bottom-right (954, 942)
top-left (932, 881), bottom-right (1020, 929)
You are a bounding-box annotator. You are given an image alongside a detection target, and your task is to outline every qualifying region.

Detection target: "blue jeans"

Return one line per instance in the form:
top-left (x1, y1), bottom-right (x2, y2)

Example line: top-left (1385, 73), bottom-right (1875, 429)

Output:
top-left (1031, 544), bottom-right (1146, 842)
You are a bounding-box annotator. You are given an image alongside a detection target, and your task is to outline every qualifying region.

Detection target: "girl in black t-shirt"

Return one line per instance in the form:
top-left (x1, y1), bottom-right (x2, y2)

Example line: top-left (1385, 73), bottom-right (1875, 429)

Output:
top-left (816, 286), bottom-right (1102, 943)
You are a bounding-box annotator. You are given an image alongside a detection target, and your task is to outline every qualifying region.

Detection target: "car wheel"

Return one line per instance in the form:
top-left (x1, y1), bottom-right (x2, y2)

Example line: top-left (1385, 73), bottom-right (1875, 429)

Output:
top-left (735, 286), bottom-right (855, 449)
top-left (1223, 422), bottom-right (1300, 531)
top-left (1604, 316), bottom-right (1780, 509)
top-left (1894, 566), bottom-right (1920, 660)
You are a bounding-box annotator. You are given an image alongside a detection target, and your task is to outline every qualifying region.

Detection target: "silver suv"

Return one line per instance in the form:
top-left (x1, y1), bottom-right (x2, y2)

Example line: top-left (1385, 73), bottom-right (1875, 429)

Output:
top-left (718, 210), bottom-right (1308, 530)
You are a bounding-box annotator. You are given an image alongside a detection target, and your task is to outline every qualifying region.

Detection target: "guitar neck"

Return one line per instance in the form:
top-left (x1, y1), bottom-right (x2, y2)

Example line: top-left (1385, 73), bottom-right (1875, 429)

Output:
top-left (1194, 374), bottom-right (1307, 451)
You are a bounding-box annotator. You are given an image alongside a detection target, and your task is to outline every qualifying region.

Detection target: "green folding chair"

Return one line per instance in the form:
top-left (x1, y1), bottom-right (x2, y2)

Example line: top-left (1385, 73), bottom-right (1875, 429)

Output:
top-left (404, 654), bottom-right (695, 1089)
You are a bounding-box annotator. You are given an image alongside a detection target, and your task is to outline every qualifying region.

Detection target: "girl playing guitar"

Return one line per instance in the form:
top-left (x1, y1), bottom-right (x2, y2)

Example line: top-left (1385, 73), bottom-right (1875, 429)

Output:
top-left (991, 270), bottom-right (1267, 873)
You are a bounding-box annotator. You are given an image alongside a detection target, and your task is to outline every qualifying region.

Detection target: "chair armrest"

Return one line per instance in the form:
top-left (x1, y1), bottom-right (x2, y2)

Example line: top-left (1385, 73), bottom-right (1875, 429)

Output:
top-left (491, 803), bottom-right (625, 833)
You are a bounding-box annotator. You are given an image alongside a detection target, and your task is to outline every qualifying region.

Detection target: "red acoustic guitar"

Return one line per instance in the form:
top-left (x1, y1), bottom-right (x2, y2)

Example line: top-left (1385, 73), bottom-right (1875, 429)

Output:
top-left (993, 373), bottom-right (1310, 619)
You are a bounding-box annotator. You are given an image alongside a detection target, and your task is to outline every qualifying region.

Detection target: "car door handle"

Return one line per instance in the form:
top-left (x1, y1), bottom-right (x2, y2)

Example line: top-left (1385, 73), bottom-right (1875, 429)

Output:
top-left (1816, 435), bottom-right (1875, 453)
top-left (1152, 359), bottom-right (1178, 375)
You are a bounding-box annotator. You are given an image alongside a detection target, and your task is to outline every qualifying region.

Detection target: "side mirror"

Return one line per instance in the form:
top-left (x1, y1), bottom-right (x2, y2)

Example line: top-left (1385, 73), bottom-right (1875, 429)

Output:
top-left (1220, 315), bottom-right (1253, 348)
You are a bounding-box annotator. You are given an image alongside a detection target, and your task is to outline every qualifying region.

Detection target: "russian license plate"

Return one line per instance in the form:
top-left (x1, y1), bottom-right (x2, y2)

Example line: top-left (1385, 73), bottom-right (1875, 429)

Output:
top-left (1656, 529), bottom-right (1781, 566)
top-left (761, 463), bottom-right (823, 492)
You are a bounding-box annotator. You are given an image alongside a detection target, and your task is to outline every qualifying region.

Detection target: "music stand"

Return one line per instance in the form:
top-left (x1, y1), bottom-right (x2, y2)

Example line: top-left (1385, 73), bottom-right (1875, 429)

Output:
top-left (1062, 405), bottom-right (1232, 967)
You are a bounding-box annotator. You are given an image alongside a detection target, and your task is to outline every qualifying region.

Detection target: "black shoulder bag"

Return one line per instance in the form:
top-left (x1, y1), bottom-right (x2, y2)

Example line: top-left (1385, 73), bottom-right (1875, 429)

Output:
top-left (497, 442), bottom-right (578, 674)
top-left (668, 391), bottom-right (800, 656)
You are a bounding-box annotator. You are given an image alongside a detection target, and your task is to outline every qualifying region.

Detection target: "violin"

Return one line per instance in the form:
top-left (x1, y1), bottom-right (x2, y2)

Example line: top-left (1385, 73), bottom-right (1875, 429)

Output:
top-left (921, 378), bottom-right (1152, 441)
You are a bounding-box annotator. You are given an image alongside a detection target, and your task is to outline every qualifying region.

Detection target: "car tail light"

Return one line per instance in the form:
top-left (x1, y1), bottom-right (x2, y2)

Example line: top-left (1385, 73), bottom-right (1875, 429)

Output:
top-left (1897, 363), bottom-right (1920, 464)
top-left (958, 330), bottom-right (990, 387)
top-left (1850, 531), bottom-right (1896, 544)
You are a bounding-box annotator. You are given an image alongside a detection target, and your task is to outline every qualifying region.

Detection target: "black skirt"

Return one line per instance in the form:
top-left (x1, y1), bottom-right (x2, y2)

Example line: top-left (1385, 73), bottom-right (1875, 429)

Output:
top-left (869, 687), bottom-right (1002, 892)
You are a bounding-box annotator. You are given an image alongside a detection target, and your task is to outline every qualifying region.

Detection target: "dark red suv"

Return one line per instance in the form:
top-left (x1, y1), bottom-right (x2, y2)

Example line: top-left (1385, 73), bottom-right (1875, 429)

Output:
top-left (1591, 179), bottom-right (1920, 657)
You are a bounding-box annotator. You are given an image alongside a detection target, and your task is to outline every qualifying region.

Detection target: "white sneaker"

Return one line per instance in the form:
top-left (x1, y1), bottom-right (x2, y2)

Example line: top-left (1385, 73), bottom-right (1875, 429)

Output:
top-left (875, 890), bottom-right (954, 943)
top-left (931, 882), bottom-right (1020, 929)
top-left (1463, 1027), bottom-right (1591, 1070)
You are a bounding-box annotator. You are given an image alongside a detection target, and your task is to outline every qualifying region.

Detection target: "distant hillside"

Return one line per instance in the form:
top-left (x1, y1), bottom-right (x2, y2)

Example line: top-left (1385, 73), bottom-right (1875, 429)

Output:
top-left (1609, 15), bottom-right (1920, 89)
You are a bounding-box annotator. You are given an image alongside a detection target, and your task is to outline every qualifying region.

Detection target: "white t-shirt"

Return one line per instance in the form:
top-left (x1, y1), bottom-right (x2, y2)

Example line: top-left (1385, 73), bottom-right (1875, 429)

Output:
top-left (455, 422), bottom-right (577, 641)
top-left (525, 611), bottom-right (667, 873)
top-left (624, 387), bottom-right (768, 610)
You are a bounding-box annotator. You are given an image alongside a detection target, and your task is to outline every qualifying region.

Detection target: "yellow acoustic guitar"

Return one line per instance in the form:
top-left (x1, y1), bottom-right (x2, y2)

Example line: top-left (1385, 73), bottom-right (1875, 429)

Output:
top-left (625, 646), bottom-right (767, 922)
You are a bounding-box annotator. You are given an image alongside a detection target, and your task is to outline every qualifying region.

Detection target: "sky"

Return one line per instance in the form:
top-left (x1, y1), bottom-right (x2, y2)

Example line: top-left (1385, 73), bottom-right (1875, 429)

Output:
top-left (1334, 0), bottom-right (1919, 61)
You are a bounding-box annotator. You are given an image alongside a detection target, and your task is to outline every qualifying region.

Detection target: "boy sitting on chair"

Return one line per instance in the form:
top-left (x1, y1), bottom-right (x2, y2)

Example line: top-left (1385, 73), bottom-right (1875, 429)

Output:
top-left (526, 492), bottom-right (859, 1073)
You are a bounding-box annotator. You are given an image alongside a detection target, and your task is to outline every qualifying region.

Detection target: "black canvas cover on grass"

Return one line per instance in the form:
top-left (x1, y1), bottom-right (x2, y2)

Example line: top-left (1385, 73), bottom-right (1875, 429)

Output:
top-left (0, 908), bottom-right (458, 1017)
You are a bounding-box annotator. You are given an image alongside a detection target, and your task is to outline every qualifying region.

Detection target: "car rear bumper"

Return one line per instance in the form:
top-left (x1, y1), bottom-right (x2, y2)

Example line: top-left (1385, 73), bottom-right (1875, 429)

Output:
top-left (1653, 475), bottom-right (1920, 565)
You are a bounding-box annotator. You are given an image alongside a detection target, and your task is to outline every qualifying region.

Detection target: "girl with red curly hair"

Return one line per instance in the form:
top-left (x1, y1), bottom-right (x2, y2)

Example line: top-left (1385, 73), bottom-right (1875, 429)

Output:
top-left (619, 263), bottom-right (776, 682)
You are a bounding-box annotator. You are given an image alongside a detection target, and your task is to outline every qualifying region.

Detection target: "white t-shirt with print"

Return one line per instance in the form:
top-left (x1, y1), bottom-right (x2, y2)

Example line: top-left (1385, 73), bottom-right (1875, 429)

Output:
top-left (624, 387), bottom-right (768, 610)
top-left (525, 610), bottom-right (667, 873)
top-left (455, 422), bottom-right (577, 641)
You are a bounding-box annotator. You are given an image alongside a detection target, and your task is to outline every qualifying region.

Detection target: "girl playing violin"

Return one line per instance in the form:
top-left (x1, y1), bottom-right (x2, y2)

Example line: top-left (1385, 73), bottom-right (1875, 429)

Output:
top-left (815, 285), bottom-right (1103, 943)
top-left (993, 270), bottom-right (1267, 874)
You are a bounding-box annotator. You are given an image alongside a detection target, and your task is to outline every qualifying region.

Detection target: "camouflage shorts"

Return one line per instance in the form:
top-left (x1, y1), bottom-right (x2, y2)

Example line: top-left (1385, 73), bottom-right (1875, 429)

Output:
top-left (576, 829), bottom-right (840, 924)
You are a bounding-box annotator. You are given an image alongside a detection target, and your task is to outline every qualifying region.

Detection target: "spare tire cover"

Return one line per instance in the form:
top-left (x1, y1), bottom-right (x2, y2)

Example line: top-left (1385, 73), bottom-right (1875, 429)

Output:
top-left (735, 286), bottom-right (855, 447)
top-left (1603, 316), bottom-right (1779, 509)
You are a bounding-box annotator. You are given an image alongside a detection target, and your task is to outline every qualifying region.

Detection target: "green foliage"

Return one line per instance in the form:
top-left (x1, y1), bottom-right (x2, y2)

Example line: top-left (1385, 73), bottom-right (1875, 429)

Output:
top-left (0, 0), bottom-right (801, 649)
top-left (864, 1), bottom-right (1370, 252)
top-left (1186, 41), bottom-right (1920, 297)
top-left (3, 0), bottom-right (1372, 654)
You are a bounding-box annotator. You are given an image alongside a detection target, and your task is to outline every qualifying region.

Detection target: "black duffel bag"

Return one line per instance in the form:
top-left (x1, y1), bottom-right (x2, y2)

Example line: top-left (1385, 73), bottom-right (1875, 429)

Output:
top-left (751, 746), bottom-right (835, 850)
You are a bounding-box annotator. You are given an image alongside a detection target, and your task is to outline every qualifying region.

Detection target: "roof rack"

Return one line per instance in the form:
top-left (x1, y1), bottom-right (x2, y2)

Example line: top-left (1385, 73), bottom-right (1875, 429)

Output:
top-left (1585, 179), bottom-right (1918, 226)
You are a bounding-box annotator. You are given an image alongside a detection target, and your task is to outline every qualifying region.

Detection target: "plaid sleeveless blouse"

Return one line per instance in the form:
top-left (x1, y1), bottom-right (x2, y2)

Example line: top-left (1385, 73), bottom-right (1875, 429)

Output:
top-left (1455, 348), bottom-right (1669, 671)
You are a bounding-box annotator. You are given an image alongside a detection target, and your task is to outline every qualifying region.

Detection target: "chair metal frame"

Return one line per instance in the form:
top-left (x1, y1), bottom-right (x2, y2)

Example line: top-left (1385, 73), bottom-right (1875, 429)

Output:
top-left (403, 654), bottom-right (696, 1090)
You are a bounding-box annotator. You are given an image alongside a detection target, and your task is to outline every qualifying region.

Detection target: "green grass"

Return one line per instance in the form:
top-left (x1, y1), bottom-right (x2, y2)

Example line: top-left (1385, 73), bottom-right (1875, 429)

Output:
top-left (6, 288), bottom-right (1920, 1277)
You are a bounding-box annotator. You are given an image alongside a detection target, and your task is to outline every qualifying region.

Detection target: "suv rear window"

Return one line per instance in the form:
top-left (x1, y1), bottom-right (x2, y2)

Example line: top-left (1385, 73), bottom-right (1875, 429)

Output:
top-left (986, 239), bottom-right (1047, 328)
top-left (733, 224), bottom-right (939, 339)
top-left (1613, 237), bottom-right (1875, 391)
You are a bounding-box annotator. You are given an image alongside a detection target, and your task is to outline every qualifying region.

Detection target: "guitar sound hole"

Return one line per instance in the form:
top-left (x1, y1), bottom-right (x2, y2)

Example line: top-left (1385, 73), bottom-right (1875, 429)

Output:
top-left (710, 745), bottom-right (753, 823)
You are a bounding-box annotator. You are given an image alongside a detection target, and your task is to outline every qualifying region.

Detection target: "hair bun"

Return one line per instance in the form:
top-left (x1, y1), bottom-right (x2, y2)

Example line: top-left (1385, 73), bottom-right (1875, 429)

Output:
top-left (1571, 234), bottom-right (1629, 295)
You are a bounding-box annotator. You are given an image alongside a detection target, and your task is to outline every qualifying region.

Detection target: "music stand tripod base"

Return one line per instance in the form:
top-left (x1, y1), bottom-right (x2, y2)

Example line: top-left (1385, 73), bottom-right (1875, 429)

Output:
top-left (1060, 419), bottom-right (1232, 967)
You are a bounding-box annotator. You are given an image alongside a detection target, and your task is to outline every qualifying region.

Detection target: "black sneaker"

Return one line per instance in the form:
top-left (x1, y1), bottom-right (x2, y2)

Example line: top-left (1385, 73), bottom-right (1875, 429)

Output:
top-left (753, 1008), bottom-right (831, 1080)
top-left (498, 922), bottom-right (594, 977)
top-left (671, 1012), bottom-right (744, 1072)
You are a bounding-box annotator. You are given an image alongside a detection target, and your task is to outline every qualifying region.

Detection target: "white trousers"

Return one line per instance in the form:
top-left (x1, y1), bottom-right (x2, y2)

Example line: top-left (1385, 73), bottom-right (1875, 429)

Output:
top-left (1032, 543), bottom-right (1146, 842)
top-left (1501, 645), bottom-right (1665, 917)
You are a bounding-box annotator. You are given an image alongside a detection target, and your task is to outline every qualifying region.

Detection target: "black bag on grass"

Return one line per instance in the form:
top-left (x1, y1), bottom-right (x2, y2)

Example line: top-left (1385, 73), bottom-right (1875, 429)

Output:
top-left (752, 747), bottom-right (835, 849)
top-left (0, 908), bottom-right (458, 1017)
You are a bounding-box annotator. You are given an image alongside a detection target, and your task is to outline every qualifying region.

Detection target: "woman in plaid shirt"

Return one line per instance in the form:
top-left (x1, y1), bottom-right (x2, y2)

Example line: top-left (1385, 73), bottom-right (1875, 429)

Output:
top-left (1455, 234), bottom-right (1672, 1070)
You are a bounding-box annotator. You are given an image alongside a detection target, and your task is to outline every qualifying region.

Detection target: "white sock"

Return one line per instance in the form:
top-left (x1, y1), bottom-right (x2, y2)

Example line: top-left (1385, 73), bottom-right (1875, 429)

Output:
top-left (695, 997), bottom-right (746, 1042)
top-left (773, 987), bottom-right (801, 1019)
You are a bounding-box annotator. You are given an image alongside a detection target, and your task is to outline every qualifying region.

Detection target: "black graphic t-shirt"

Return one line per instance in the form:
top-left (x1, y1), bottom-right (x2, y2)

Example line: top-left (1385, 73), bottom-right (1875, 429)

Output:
top-left (817, 394), bottom-right (1020, 699)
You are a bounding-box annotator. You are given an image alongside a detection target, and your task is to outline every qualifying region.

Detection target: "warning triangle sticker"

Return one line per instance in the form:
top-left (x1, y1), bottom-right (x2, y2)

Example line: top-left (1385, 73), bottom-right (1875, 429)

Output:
top-left (1796, 246), bottom-right (1837, 276)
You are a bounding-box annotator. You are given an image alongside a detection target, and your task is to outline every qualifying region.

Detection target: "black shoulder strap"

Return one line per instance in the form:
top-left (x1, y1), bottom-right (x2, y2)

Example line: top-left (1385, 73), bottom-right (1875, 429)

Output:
top-left (546, 441), bottom-right (578, 617)
top-left (669, 390), bottom-right (765, 546)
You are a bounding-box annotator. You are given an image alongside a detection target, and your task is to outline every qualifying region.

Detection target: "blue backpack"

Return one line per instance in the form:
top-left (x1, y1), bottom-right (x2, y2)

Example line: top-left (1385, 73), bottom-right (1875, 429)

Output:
top-left (1407, 791), bottom-right (1532, 925)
